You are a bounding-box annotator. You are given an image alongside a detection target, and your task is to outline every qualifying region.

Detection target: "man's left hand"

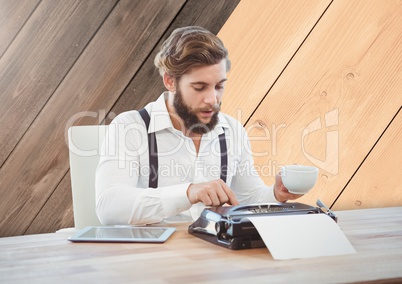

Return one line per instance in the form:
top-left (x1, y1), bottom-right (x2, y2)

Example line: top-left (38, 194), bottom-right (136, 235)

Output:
top-left (274, 173), bottom-right (304, 202)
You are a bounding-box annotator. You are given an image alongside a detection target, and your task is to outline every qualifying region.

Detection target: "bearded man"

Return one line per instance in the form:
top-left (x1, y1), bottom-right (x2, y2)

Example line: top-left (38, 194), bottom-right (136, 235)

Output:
top-left (95, 26), bottom-right (302, 225)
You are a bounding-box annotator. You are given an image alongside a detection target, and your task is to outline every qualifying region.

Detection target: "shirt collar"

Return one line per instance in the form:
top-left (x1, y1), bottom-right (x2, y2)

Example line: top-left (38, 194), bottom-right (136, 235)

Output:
top-left (147, 92), bottom-right (229, 135)
top-left (147, 92), bottom-right (173, 133)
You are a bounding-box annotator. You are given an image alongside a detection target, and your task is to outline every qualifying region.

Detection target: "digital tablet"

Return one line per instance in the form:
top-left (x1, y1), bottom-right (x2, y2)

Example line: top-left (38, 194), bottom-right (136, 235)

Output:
top-left (68, 226), bottom-right (176, 243)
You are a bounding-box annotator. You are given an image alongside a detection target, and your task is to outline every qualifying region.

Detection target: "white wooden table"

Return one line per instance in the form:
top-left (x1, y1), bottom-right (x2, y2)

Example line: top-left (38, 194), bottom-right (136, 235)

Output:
top-left (1, 207), bottom-right (402, 283)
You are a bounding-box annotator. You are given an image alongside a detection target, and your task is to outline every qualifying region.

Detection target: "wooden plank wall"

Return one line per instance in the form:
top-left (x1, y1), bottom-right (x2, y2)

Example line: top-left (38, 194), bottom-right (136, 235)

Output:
top-left (0, 0), bottom-right (240, 237)
top-left (0, 0), bottom-right (401, 237)
top-left (219, 0), bottom-right (401, 210)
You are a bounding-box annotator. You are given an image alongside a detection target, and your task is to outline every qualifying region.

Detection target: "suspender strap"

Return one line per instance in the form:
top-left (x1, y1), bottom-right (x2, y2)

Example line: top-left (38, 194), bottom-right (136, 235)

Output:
top-left (138, 108), bottom-right (158, 188)
top-left (219, 130), bottom-right (228, 183)
top-left (139, 108), bottom-right (228, 186)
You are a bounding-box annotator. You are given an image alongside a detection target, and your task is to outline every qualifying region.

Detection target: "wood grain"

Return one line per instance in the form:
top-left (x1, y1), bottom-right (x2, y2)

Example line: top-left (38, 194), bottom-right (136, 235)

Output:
top-left (24, 172), bottom-right (74, 235)
top-left (27, 0), bottom-right (241, 234)
top-left (0, 0), bottom-right (185, 237)
top-left (0, 0), bottom-right (40, 57)
top-left (1, 0), bottom-right (400, 238)
top-left (0, 0), bottom-right (118, 167)
top-left (332, 109), bottom-right (402, 210)
top-left (219, 0), bottom-right (332, 123)
top-left (242, 0), bottom-right (402, 208)
top-left (1, 207), bottom-right (402, 283)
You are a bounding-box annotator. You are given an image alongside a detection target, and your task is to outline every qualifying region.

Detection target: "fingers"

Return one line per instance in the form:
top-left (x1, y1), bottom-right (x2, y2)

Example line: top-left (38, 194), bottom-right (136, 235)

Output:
top-left (274, 179), bottom-right (304, 202)
top-left (284, 192), bottom-right (304, 200)
top-left (196, 180), bottom-right (227, 206)
top-left (187, 180), bottom-right (238, 206)
top-left (219, 181), bottom-right (239, 205)
top-left (275, 171), bottom-right (304, 201)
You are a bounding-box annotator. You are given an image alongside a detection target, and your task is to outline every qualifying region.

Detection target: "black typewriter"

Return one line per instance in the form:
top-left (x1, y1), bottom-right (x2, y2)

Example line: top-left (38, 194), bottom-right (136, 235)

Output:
top-left (188, 200), bottom-right (337, 250)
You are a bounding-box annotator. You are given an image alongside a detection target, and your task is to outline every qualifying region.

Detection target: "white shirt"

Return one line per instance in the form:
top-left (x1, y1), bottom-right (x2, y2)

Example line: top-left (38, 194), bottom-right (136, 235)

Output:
top-left (95, 93), bottom-right (277, 225)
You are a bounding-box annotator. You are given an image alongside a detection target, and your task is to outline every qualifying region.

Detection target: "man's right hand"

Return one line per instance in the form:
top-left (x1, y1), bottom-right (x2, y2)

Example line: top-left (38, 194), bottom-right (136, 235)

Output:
top-left (187, 179), bottom-right (239, 206)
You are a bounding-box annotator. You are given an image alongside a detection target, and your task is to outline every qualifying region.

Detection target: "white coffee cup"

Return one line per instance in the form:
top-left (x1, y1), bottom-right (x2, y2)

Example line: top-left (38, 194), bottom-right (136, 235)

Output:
top-left (280, 165), bottom-right (319, 194)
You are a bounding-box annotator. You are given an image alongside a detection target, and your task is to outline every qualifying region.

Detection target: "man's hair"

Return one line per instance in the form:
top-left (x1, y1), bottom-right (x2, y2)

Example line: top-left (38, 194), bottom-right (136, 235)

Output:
top-left (154, 26), bottom-right (231, 79)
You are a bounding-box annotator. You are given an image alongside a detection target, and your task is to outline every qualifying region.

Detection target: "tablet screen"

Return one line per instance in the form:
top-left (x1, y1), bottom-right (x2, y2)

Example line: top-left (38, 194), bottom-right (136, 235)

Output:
top-left (68, 226), bottom-right (176, 243)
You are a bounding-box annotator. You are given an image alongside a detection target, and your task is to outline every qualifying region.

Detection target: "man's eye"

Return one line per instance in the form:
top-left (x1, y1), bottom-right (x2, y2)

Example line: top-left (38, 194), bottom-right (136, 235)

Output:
top-left (216, 85), bottom-right (224, 90)
top-left (194, 86), bottom-right (205, 91)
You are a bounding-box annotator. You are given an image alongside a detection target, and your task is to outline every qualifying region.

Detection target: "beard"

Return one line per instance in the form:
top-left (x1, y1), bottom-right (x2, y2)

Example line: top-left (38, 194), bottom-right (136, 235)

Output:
top-left (173, 88), bottom-right (220, 134)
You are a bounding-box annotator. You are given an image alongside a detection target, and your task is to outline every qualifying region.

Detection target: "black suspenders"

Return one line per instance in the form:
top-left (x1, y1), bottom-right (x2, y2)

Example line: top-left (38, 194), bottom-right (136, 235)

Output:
top-left (138, 109), bottom-right (158, 188)
top-left (218, 131), bottom-right (228, 182)
top-left (138, 108), bottom-right (227, 188)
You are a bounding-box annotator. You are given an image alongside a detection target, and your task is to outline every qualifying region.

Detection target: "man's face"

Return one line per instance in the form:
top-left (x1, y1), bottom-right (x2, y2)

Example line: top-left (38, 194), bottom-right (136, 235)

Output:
top-left (173, 60), bottom-right (227, 134)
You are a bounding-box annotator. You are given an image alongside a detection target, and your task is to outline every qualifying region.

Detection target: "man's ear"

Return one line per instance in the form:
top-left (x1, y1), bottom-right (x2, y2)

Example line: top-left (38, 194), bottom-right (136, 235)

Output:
top-left (163, 73), bottom-right (176, 92)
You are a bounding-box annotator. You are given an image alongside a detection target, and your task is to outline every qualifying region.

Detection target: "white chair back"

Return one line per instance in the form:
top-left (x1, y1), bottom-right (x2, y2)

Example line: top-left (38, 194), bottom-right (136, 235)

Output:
top-left (68, 125), bottom-right (108, 229)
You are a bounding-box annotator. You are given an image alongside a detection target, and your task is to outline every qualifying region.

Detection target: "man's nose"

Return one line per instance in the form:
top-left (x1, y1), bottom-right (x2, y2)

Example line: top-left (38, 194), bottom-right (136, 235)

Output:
top-left (203, 89), bottom-right (218, 105)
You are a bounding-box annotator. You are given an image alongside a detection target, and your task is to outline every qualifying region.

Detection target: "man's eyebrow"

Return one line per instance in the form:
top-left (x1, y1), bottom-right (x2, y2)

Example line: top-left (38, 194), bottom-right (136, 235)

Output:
top-left (190, 79), bottom-right (227, 85)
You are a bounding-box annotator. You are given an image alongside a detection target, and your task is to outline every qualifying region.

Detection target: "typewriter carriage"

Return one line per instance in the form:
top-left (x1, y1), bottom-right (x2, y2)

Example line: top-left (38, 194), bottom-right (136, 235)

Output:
top-left (188, 200), bottom-right (337, 250)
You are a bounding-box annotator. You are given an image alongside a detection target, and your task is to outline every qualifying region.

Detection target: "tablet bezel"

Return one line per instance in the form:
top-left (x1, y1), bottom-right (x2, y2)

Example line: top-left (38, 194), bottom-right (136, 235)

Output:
top-left (68, 226), bottom-right (176, 243)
